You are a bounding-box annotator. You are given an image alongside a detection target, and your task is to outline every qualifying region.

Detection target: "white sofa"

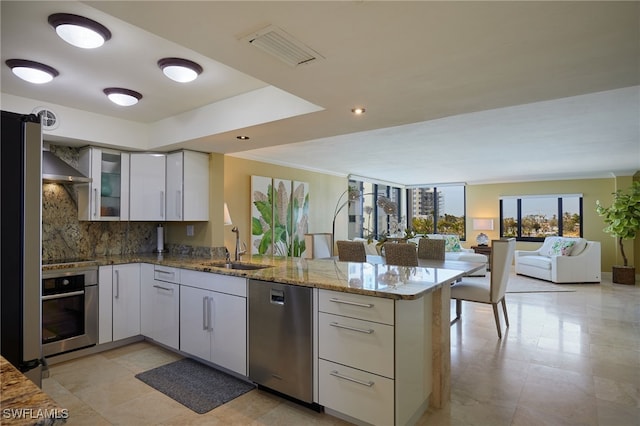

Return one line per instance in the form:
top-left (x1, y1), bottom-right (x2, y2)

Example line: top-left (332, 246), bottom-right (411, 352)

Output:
top-left (514, 236), bottom-right (601, 283)
top-left (356, 234), bottom-right (488, 275)
top-left (418, 234), bottom-right (487, 275)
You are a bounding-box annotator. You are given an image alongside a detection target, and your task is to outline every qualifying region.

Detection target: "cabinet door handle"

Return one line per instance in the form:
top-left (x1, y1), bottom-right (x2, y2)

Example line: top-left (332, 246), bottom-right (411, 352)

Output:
top-left (208, 297), bottom-right (214, 332)
top-left (94, 188), bottom-right (98, 217)
top-left (202, 296), bottom-right (209, 330)
top-left (155, 270), bottom-right (175, 279)
top-left (176, 190), bottom-right (181, 219)
top-left (153, 284), bottom-right (173, 292)
top-left (160, 191), bottom-right (164, 218)
top-left (329, 321), bottom-right (374, 334)
top-left (330, 370), bottom-right (374, 387)
top-left (329, 297), bottom-right (374, 308)
top-left (114, 270), bottom-right (120, 299)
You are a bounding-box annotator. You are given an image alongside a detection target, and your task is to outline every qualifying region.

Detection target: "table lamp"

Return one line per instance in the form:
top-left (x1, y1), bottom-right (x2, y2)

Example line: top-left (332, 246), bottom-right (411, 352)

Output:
top-left (472, 218), bottom-right (494, 246)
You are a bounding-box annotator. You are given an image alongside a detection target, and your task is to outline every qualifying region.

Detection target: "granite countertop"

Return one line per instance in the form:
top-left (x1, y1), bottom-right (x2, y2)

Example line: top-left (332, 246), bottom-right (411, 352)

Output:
top-left (43, 254), bottom-right (473, 300)
top-left (0, 356), bottom-right (66, 425)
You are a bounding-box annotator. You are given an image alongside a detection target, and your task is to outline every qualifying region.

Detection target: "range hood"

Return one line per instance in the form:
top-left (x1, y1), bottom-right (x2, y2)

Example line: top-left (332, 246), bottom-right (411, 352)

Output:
top-left (42, 151), bottom-right (91, 183)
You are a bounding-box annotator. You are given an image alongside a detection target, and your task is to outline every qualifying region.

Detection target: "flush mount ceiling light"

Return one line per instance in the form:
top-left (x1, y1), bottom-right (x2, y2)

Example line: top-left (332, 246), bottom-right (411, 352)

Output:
top-left (5, 59), bottom-right (59, 84)
top-left (351, 107), bottom-right (366, 115)
top-left (48, 13), bottom-right (111, 49)
top-left (157, 57), bottom-right (203, 83)
top-left (103, 87), bottom-right (142, 106)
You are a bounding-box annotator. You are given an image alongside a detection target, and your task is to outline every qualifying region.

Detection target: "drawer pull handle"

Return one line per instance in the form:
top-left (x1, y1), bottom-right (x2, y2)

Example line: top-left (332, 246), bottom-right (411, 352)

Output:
top-left (153, 284), bottom-right (173, 292)
top-left (329, 297), bottom-right (373, 308)
top-left (330, 321), bottom-right (374, 334)
top-left (330, 370), bottom-right (374, 387)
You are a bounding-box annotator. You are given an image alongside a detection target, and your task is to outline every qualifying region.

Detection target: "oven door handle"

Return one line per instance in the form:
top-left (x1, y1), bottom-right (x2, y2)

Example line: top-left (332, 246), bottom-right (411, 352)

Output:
top-left (42, 290), bottom-right (85, 301)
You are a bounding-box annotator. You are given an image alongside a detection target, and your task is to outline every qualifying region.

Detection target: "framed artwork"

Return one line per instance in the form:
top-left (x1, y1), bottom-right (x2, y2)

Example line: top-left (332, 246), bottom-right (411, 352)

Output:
top-left (251, 175), bottom-right (273, 255)
top-left (251, 176), bottom-right (309, 257)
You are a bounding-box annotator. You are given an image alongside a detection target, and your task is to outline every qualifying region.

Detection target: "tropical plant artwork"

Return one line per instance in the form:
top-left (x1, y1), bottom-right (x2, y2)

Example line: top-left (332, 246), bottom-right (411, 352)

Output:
top-left (251, 176), bottom-right (309, 257)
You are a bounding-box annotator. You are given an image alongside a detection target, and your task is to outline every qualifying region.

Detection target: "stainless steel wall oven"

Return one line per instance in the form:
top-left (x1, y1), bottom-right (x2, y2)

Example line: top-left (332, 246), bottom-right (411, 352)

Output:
top-left (42, 264), bottom-right (98, 357)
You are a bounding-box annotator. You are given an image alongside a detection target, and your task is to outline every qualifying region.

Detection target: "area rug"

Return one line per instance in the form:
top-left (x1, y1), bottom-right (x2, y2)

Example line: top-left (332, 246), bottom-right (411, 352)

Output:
top-left (471, 271), bottom-right (576, 293)
top-left (135, 358), bottom-right (255, 414)
top-left (506, 274), bottom-right (576, 293)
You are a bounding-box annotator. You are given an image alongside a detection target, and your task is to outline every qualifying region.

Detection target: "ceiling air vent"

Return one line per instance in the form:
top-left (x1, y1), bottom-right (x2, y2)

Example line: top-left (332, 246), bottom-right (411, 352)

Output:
top-left (32, 107), bottom-right (59, 130)
top-left (242, 25), bottom-right (324, 67)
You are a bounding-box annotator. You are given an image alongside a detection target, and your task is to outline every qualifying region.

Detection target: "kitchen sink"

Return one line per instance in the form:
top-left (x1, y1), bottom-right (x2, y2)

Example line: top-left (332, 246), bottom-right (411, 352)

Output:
top-left (204, 262), bottom-right (272, 271)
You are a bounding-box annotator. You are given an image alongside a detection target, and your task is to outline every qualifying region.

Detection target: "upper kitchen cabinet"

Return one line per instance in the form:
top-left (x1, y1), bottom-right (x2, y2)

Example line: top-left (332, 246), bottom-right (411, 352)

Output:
top-left (77, 147), bottom-right (130, 221)
top-left (130, 153), bottom-right (166, 221)
top-left (166, 151), bottom-right (209, 221)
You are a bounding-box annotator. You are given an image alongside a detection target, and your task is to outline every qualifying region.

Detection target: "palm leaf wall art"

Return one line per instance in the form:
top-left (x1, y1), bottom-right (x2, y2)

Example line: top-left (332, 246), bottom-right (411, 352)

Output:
top-left (251, 176), bottom-right (309, 257)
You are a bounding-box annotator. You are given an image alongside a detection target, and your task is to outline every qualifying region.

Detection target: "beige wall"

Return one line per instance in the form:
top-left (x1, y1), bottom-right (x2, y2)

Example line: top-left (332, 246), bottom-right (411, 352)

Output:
top-left (466, 177), bottom-right (638, 272)
top-left (167, 153), bottom-right (637, 272)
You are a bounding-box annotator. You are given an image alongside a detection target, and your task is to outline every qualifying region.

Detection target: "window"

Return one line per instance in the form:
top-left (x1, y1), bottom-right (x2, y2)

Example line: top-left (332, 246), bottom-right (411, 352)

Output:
top-left (347, 179), bottom-right (403, 239)
top-left (500, 194), bottom-right (583, 241)
top-left (407, 185), bottom-right (466, 239)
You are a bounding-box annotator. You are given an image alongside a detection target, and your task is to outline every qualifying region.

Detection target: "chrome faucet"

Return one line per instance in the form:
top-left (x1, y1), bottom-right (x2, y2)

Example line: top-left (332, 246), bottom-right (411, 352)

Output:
top-left (231, 226), bottom-right (246, 261)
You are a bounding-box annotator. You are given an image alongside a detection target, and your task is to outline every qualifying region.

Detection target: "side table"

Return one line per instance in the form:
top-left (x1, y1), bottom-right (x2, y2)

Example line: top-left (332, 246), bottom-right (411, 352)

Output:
top-left (471, 245), bottom-right (492, 271)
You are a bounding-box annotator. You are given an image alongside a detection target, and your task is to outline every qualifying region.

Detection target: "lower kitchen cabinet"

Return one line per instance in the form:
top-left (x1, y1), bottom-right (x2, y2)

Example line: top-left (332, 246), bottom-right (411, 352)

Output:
top-left (179, 270), bottom-right (247, 375)
top-left (98, 263), bottom-right (141, 343)
top-left (98, 266), bottom-right (113, 344)
top-left (317, 289), bottom-right (431, 426)
top-left (140, 264), bottom-right (179, 350)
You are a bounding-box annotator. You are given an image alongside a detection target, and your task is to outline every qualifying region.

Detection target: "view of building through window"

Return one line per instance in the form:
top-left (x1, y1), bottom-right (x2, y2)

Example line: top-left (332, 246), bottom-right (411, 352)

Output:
top-left (347, 180), bottom-right (403, 239)
top-left (500, 195), bottom-right (582, 241)
top-left (346, 180), bottom-right (467, 240)
top-left (407, 185), bottom-right (466, 239)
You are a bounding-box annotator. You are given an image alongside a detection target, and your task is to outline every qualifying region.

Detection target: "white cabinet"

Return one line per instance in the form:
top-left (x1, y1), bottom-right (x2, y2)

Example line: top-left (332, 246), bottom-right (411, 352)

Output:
top-left (317, 289), bottom-right (433, 426)
top-left (166, 150), bottom-right (209, 221)
top-left (98, 265), bottom-right (113, 344)
top-left (78, 147), bottom-right (129, 221)
top-left (129, 153), bottom-right (166, 221)
top-left (140, 264), bottom-right (180, 350)
top-left (112, 263), bottom-right (141, 341)
top-left (179, 270), bottom-right (247, 375)
top-left (98, 263), bottom-right (141, 343)
top-left (317, 290), bottom-right (396, 426)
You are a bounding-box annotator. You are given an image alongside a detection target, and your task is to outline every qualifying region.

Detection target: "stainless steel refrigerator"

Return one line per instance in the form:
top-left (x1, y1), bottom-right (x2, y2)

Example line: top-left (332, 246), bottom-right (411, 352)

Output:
top-left (1, 110), bottom-right (44, 386)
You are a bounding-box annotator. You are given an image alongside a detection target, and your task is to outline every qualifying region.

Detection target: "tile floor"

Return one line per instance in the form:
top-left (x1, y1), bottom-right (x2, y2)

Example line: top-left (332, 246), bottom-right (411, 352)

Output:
top-left (42, 273), bottom-right (639, 426)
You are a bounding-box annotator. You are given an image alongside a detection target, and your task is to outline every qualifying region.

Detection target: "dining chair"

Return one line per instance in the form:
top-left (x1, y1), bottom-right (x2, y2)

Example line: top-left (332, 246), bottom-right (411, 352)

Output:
top-left (417, 238), bottom-right (445, 261)
top-left (450, 238), bottom-right (516, 338)
top-left (336, 240), bottom-right (367, 262)
top-left (383, 242), bottom-right (418, 266)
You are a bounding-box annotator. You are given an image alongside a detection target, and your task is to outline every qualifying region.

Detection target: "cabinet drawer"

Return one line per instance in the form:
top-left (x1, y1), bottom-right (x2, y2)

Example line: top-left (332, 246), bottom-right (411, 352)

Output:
top-left (318, 359), bottom-right (394, 426)
top-left (181, 269), bottom-right (247, 297)
top-left (319, 312), bottom-right (394, 378)
top-left (153, 265), bottom-right (180, 283)
top-left (318, 289), bottom-right (394, 325)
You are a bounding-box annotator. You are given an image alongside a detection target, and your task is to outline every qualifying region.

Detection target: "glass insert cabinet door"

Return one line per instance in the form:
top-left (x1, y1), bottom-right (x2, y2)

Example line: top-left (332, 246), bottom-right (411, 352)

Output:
top-left (78, 147), bottom-right (130, 221)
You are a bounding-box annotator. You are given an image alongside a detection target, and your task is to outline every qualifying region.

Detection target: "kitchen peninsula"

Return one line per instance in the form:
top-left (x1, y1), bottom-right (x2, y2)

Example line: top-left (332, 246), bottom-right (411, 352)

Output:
top-left (42, 254), bottom-right (481, 425)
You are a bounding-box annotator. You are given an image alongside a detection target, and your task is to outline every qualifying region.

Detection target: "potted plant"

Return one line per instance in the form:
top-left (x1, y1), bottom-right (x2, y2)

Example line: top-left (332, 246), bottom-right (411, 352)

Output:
top-left (596, 181), bottom-right (640, 285)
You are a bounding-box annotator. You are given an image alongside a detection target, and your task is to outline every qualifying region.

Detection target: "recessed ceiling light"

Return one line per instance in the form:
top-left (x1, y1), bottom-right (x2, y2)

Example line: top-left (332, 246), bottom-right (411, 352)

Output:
top-left (158, 58), bottom-right (203, 83)
top-left (103, 88), bottom-right (142, 106)
top-left (48, 13), bottom-right (111, 49)
top-left (236, 135), bottom-right (250, 140)
top-left (5, 59), bottom-right (59, 84)
top-left (351, 107), bottom-right (366, 115)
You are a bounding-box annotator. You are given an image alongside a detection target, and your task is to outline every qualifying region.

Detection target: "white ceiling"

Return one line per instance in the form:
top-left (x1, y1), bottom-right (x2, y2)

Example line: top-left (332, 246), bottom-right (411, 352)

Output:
top-left (1, 1), bottom-right (638, 186)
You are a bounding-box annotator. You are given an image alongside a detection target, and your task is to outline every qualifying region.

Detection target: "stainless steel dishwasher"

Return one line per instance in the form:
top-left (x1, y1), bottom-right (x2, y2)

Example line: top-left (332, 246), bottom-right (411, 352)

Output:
top-left (248, 280), bottom-right (313, 403)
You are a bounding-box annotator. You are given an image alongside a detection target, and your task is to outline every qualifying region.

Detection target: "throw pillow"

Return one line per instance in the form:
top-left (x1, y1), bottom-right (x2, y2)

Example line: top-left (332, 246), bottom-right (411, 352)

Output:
top-left (547, 239), bottom-right (576, 256)
top-left (444, 235), bottom-right (462, 252)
